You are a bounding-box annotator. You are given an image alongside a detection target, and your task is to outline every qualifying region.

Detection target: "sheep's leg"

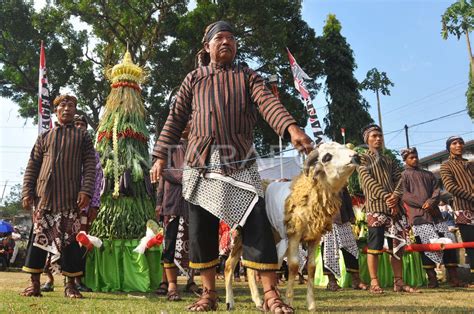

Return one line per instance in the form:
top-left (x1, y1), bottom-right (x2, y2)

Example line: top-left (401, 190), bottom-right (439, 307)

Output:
top-left (306, 241), bottom-right (317, 311)
top-left (285, 236), bottom-right (301, 307)
top-left (247, 268), bottom-right (263, 309)
top-left (225, 233), bottom-right (243, 311)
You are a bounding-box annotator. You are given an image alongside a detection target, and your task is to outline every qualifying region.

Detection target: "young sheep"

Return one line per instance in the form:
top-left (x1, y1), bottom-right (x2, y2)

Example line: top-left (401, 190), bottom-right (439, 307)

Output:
top-left (225, 142), bottom-right (360, 311)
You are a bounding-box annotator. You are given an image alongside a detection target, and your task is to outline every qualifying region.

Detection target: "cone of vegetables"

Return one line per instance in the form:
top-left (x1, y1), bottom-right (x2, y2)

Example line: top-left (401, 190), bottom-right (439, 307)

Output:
top-left (90, 50), bottom-right (155, 239)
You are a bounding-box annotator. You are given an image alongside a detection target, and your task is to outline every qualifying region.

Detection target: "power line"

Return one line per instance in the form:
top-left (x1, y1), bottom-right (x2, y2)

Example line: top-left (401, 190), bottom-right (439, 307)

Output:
top-left (384, 108), bottom-right (468, 135)
top-left (384, 80), bottom-right (468, 115)
top-left (393, 131), bottom-right (472, 150)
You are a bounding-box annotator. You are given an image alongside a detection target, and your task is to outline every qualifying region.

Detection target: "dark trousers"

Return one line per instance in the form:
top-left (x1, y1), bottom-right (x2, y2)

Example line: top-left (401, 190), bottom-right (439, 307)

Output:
top-left (188, 197), bottom-right (278, 271)
top-left (414, 235), bottom-right (458, 268)
top-left (23, 232), bottom-right (83, 277)
top-left (162, 217), bottom-right (180, 267)
top-left (321, 243), bottom-right (359, 274)
top-left (459, 224), bottom-right (474, 272)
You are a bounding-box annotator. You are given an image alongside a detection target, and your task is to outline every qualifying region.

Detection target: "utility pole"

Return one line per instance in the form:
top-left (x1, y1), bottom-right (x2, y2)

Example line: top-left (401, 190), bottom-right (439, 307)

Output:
top-left (269, 74), bottom-right (284, 179)
top-left (404, 124), bottom-right (410, 148)
top-left (1, 180), bottom-right (8, 204)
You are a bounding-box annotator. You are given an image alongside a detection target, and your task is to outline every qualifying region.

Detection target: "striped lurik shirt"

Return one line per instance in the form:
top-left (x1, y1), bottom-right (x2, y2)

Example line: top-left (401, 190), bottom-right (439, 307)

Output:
top-left (358, 150), bottom-right (402, 214)
top-left (440, 155), bottom-right (473, 213)
top-left (22, 123), bottom-right (96, 212)
top-left (152, 63), bottom-right (297, 174)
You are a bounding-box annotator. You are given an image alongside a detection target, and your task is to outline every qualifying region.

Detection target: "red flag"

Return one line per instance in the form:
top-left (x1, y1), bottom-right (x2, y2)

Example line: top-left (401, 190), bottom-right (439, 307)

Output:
top-left (38, 41), bottom-right (52, 134)
top-left (341, 128), bottom-right (345, 137)
top-left (287, 48), bottom-right (324, 144)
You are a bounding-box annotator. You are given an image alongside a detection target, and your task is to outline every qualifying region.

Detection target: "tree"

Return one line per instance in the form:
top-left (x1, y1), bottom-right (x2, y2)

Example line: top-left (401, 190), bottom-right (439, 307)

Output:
top-left (319, 14), bottom-right (373, 145)
top-left (1, 0), bottom-right (323, 154)
top-left (441, 0), bottom-right (474, 118)
top-left (360, 68), bottom-right (394, 135)
top-left (0, 184), bottom-right (23, 218)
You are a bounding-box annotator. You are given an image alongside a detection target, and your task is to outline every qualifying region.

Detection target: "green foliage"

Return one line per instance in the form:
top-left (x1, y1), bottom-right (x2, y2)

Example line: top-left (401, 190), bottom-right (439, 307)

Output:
top-left (468, 66), bottom-right (474, 118)
top-left (0, 184), bottom-right (23, 218)
top-left (320, 14), bottom-right (373, 145)
top-left (441, 0), bottom-right (473, 40)
top-left (1, 0), bottom-right (323, 154)
top-left (360, 68), bottom-right (394, 96)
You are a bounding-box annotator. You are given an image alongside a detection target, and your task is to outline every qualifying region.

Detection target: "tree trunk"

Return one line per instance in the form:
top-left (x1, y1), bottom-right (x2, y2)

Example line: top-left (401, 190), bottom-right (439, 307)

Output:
top-left (376, 89), bottom-right (385, 149)
top-left (465, 30), bottom-right (474, 80)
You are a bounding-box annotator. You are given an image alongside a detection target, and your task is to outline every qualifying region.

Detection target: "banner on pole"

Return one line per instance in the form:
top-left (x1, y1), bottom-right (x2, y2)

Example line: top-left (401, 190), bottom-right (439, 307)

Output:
top-left (38, 40), bottom-right (52, 134)
top-left (286, 48), bottom-right (324, 144)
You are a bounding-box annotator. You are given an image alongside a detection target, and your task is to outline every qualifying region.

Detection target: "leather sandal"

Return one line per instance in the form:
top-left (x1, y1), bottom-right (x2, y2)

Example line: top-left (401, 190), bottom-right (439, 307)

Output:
top-left (326, 280), bottom-right (342, 291)
top-left (20, 274), bottom-right (42, 297)
top-left (263, 286), bottom-right (294, 313)
top-left (186, 287), bottom-right (218, 312)
top-left (155, 281), bottom-right (168, 295)
top-left (185, 281), bottom-right (203, 296)
top-left (393, 277), bottom-right (421, 293)
top-left (369, 278), bottom-right (384, 294)
top-left (64, 282), bottom-right (83, 299)
top-left (167, 289), bottom-right (182, 301)
top-left (40, 281), bottom-right (54, 292)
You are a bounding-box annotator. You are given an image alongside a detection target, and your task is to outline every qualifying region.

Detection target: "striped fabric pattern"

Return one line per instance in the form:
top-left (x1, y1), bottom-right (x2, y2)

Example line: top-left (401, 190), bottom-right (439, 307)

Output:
top-left (358, 150), bottom-right (402, 214)
top-left (440, 155), bottom-right (473, 213)
top-left (152, 63), bottom-right (297, 174)
top-left (22, 123), bottom-right (96, 211)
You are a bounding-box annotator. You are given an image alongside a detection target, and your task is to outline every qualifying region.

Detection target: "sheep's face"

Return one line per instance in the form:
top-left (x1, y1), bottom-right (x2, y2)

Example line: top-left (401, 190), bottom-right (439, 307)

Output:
top-left (305, 142), bottom-right (359, 190)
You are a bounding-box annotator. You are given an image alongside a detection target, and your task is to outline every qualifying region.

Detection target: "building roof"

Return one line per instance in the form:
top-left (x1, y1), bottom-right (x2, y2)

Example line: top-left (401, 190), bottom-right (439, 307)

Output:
top-left (419, 139), bottom-right (474, 165)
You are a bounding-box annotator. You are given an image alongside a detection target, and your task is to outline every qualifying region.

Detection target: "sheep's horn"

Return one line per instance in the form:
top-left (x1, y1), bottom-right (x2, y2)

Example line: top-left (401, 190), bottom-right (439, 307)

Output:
top-left (303, 149), bottom-right (319, 176)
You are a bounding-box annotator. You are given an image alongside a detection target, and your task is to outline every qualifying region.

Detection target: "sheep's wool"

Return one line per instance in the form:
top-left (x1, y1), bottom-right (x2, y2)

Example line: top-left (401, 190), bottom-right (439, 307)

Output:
top-left (182, 149), bottom-right (264, 228)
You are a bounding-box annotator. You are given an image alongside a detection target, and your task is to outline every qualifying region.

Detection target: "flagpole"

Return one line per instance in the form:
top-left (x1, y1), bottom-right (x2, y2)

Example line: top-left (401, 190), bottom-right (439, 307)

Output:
top-left (269, 74), bottom-right (284, 179)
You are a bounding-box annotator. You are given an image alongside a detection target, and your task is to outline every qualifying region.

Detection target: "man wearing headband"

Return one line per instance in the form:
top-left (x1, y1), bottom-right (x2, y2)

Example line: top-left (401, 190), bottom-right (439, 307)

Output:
top-left (399, 147), bottom-right (464, 288)
top-left (151, 20), bottom-right (312, 312)
top-left (21, 94), bottom-right (96, 298)
top-left (440, 136), bottom-right (474, 286)
top-left (358, 124), bottom-right (418, 294)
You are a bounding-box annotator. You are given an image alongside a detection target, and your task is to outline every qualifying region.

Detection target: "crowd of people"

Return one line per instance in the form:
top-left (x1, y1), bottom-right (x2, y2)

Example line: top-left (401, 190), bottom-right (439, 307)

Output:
top-left (16, 20), bottom-right (473, 313)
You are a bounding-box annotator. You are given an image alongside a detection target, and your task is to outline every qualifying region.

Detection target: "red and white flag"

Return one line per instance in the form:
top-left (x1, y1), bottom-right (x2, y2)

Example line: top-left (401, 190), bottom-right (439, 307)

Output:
top-left (341, 128), bottom-right (345, 137)
top-left (38, 41), bottom-right (52, 134)
top-left (286, 48), bottom-right (324, 144)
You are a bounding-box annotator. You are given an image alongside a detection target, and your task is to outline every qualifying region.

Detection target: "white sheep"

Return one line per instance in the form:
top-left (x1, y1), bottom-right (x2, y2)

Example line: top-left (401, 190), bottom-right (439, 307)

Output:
top-left (225, 142), bottom-right (360, 311)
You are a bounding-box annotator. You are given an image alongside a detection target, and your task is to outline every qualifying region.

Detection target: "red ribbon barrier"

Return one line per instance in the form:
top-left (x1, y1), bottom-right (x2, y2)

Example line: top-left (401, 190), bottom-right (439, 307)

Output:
top-left (362, 241), bottom-right (474, 254)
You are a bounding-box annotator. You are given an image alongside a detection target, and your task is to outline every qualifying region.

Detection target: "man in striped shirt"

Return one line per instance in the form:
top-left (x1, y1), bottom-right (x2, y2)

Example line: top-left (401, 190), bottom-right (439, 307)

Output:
top-left (151, 21), bottom-right (312, 312)
top-left (358, 124), bottom-right (417, 294)
top-left (440, 136), bottom-right (474, 285)
top-left (21, 95), bottom-right (96, 298)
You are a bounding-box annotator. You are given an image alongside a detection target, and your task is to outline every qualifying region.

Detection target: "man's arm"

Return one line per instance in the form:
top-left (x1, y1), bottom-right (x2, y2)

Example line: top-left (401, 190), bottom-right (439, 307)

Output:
top-left (425, 172), bottom-right (441, 208)
top-left (22, 135), bottom-right (44, 209)
top-left (151, 73), bottom-right (193, 182)
top-left (440, 163), bottom-right (474, 202)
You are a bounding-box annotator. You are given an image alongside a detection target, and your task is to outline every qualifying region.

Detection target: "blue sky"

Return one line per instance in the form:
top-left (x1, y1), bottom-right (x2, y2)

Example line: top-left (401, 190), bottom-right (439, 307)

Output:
top-left (302, 0), bottom-right (472, 153)
top-left (0, 0), bottom-right (473, 198)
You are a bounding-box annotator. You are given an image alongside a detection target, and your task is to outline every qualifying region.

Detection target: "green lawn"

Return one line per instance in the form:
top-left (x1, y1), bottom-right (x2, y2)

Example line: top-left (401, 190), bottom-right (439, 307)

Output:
top-left (1, 272), bottom-right (473, 313)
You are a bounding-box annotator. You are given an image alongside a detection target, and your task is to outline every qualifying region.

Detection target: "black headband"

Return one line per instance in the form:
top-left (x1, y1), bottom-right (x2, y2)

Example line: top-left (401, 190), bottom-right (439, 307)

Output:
top-left (203, 21), bottom-right (234, 43)
top-left (362, 124), bottom-right (382, 143)
top-left (400, 147), bottom-right (418, 161)
top-left (446, 136), bottom-right (464, 151)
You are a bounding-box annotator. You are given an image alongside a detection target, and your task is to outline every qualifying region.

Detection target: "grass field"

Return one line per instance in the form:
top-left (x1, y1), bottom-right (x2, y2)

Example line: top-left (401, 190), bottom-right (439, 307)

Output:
top-left (1, 271), bottom-right (473, 313)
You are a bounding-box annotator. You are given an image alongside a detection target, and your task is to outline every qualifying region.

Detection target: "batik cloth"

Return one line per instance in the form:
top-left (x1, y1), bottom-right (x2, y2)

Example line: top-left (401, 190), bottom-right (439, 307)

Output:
top-left (412, 221), bottom-right (456, 264)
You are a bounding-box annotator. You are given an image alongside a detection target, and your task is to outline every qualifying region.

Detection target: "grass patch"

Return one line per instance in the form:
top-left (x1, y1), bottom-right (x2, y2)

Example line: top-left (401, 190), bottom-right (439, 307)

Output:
top-left (0, 272), bottom-right (473, 313)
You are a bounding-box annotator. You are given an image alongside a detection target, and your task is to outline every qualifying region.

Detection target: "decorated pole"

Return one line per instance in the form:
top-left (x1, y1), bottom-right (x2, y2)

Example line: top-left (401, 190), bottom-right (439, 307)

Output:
top-left (86, 51), bottom-right (162, 292)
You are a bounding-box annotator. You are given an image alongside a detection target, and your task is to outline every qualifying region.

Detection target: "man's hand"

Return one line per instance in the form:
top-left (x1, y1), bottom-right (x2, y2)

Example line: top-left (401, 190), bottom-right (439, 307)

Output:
top-left (150, 159), bottom-right (166, 183)
top-left (385, 193), bottom-right (399, 209)
top-left (287, 124), bottom-right (313, 155)
top-left (22, 196), bottom-right (34, 210)
top-left (77, 192), bottom-right (91, 209)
